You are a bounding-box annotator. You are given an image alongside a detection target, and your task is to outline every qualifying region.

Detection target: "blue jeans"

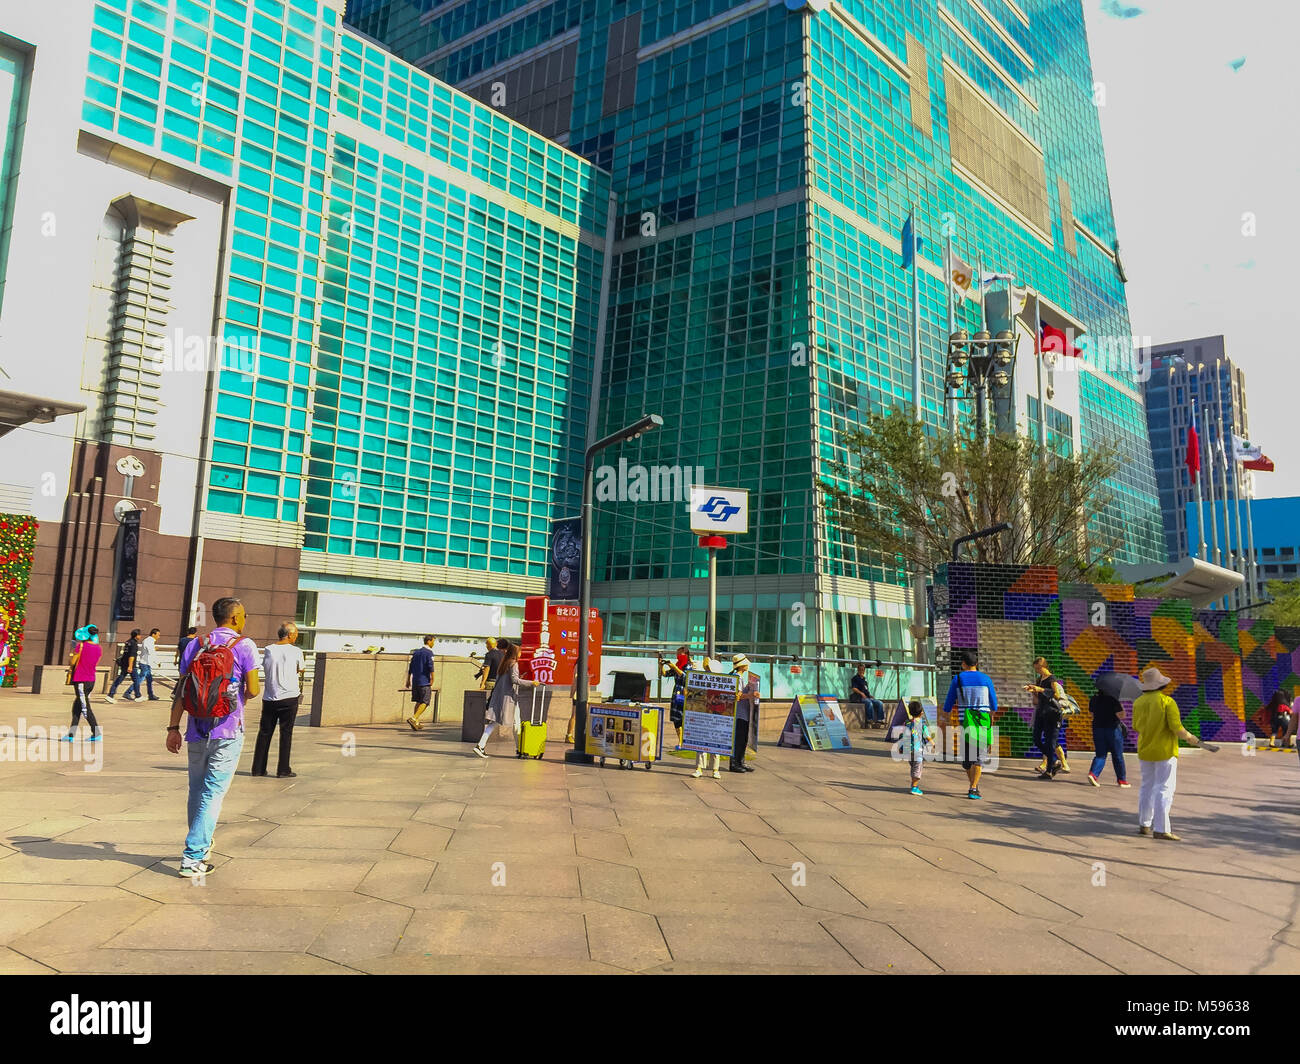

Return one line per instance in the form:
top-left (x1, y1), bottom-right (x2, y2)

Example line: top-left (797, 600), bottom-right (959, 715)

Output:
top-left (137, 664), bottom-right (156, 698)
top-left (866, 697), bottom-right (886, 723)
top-left (1089, 723), bottom-right (1127, 782)
top-left (109, 666), bottom-right (142, 698)
top-left (184, 733), bottom-right (244, 863)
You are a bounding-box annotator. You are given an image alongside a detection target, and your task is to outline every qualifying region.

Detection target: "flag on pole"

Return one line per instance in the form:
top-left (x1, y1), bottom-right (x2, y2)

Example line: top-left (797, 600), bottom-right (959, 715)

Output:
top-left (980, 271), bottom-right (1015, 290)
top-left (1039, 322), bottom-right (1083, 358)
top-left (900, 213), bottom-right (921, 269)
top-left (1216, 432), bottom-right (1228, 471)
top-left (1185, 424), bottom-right (1201, 476)
top-left (950, 255), bottom-right (974, 299)
top-left (1009, 285), bottom-right (1030, 317)
top-left (1243, 455), bottom-right (1275, 472)
top-left (1232, 434), bottom-right (1263, 462)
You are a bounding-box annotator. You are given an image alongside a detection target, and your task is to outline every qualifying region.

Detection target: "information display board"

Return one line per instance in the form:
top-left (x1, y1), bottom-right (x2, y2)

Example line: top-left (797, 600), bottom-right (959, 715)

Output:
top-left (778, 695), bottom-right (853, 751)
top-left (681, 669), bottom-right (738, 756)
top-left (585, 703), bottom-right (663, 764)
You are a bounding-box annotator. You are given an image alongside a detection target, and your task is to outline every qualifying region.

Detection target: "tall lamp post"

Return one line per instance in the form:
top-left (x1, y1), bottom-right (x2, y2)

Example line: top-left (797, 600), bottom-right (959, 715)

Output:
top-left (945, 329), bottom-right (1016, 440)
top-left (565, 413), bottom-right (663, 766)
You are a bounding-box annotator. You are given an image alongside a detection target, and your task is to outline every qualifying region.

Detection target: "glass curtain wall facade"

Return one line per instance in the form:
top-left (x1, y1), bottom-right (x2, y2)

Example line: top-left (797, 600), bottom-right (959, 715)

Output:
top-left (78, 0), bottom-right (610, 611)
top-left (346, 0), bottom-right (1164, 660)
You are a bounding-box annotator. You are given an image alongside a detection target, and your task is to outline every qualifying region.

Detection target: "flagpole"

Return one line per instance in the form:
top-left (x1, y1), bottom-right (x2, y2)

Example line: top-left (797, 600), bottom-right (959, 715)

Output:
top-left (1211, 361), bottom-right (1235, 606)
top-left (911, 206), bottom-right (922, 422)
top-left (1033, 290), bottom-right (1046, 457)
top-left (1243, 462), bottom-right (1258, 601)
top-left (1206, 419), bottom-right (1222, 570)
top-left (1191, 397), bottom-right (1207, 561)
top-left (945, 232), bottom-right (955, 433)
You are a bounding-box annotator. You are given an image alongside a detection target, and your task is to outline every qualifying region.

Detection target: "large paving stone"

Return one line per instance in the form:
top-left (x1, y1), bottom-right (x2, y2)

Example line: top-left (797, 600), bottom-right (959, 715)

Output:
top-left (397, 909), bottom-right (589, 959)
top-left (106, 903), bottom-right (338, 952)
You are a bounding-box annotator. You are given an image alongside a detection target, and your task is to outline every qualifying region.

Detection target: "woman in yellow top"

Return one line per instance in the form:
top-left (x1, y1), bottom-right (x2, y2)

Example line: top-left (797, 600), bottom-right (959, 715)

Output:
top-left (1131, 667), bottom-right (1205, 841)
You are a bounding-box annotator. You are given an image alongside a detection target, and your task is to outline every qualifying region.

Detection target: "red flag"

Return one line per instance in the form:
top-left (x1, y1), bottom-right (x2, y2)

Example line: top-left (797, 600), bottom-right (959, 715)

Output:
top-left (1243, 455), bottom-right (1274, 472)
top-left (1040, 322), bottom-right (1083, 357)
top-left (1185, 425), bottom-right (1200, 475)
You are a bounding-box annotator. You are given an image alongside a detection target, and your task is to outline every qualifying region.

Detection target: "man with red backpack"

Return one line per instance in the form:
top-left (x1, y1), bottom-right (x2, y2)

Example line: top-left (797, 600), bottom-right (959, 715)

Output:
top-left (166, 597), bottom-right (260, 878)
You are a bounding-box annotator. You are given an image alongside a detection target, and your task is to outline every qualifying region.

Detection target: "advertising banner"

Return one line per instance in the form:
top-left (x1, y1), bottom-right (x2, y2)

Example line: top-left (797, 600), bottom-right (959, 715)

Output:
top-left (681, 669), bottom-right (738, 756)
top-left (547, 516), bottom-right (582, 600)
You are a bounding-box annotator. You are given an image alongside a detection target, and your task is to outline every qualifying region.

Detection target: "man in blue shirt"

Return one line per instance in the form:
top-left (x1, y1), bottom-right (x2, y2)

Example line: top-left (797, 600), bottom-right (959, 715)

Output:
top-left (942, 649), bottom-right (998, 800)
top-left (404, 635), bottom-right (437, 731)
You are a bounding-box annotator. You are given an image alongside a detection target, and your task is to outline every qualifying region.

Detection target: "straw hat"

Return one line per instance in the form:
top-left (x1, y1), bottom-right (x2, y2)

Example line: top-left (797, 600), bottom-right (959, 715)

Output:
top-left (1138, 666), bottom-right (1172, 691)
top-left (731, 654), bottom-right (751, 671)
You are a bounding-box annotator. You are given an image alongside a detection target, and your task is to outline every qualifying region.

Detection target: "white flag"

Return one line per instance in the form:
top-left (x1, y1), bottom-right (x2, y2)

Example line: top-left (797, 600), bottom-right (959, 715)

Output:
top-left (1009, 285), bottom-right (1030, 317)
top-left (980, 271), bottom-right (1015, 290)
top-left (1216, 434), bottom-right (1228, 470)
top-left (950, 256), bottom-right (974, 298)
top-left (1232, 434), bottom-right (1262, 462)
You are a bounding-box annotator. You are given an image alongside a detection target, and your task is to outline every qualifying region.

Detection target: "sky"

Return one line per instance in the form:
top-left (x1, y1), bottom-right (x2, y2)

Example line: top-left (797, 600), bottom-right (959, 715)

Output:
top-left (1083, 0), bottom-right (1300, 498)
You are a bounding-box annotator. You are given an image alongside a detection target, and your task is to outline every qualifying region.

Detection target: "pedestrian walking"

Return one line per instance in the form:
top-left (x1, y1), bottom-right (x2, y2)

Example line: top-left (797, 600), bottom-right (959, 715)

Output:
top-left (167, 596), bottom-right (260, 878)
top-left (942, 650), bottom-right (998, 800)
top-left (904, 699), bottom-right (931, 795)
top-left (1087, 689), bottom-right (1130, 787)
top-left (1266, 691), bottom-right (1292, 749)
top-left (404, 634), bottom-right (437, 731)
top-left (137, 627), bottom-right (162, 700)
top-left (104, 628), bottom-right (142, 703)
top-left (1131, 666), bottom-right (1204, 841)
top-left (730, 653), bottom-right (758, 772)
top-left (1025, 656), bottom-right (1065, 780)
top-left (473, 642), bottom-right (537, 758)
top-left (63, 625), bottom-right (103, 742)
top-left (252, 622), bottom-right (305, 778)
top-left (849, 664), bottom-right (886, 728)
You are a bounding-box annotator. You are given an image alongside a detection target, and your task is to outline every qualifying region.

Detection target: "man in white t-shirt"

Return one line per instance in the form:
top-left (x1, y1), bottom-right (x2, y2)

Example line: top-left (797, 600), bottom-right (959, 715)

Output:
top-left (138, 627), bottom-right (162, 700)
top-left (251, 621), bottom-right (306, 778)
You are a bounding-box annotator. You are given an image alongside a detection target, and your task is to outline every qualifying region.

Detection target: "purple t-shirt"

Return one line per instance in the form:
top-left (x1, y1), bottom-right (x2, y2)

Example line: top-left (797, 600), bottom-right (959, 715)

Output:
top-left (179, 627), bottom-right (258, 741)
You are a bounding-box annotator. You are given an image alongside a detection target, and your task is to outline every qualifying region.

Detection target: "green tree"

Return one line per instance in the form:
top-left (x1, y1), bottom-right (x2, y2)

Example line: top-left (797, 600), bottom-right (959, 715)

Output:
top-left (821, 408), bottom-right (1124, 582)
top-left (1261, 580), bottom-right (1300, 626)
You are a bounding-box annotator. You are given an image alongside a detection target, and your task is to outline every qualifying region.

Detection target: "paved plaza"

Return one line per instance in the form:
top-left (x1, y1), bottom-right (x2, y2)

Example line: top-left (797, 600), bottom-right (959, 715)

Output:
top-left (1, 688), bottom-right (1298, 975)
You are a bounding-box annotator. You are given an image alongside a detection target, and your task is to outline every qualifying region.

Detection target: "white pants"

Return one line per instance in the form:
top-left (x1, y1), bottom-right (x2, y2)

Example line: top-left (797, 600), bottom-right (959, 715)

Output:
top-left (1138, 757), bottom-right (1178, 834)
top-left (695, 752), bottom-right (720, 771)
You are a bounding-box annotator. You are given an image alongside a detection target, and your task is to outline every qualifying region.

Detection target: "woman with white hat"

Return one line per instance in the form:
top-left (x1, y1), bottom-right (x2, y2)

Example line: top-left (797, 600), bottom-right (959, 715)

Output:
top-left (730, 654), bottom-right (758, 773)
top-left (1131, 666), bottom-right (1204, 841)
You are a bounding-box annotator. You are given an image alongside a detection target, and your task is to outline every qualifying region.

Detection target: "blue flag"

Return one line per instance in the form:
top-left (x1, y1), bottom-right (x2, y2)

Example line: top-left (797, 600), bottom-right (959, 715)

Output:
top-left (900, 213), bottom-right (922, 269)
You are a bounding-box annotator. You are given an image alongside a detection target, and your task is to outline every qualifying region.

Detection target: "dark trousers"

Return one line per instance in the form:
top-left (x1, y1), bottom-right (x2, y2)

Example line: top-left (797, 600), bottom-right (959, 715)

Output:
top-left (70, 681), bottom-right (99, 733)
top-left (252, 697), bottom-right (299, 776)
top-left (1034, 718), bottom-right (1060, 773)
top-left (733, 717), bottom-right (750, 764)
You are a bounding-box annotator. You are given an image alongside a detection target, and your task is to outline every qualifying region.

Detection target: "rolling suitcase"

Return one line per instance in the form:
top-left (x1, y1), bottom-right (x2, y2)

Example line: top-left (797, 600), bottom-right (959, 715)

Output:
top-left (516, 686), bottom-right (548, 759)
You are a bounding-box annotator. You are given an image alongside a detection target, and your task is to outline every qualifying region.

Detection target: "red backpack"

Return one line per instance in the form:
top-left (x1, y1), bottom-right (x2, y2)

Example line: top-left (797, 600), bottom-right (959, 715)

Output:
top-left (179, 634), bottom-right (240, 719)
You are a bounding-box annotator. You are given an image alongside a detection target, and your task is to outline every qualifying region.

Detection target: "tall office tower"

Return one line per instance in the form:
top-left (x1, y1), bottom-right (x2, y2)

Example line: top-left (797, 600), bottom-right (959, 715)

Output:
top-left (1141, 336), bottom-right (1252, 562)
top-left (347, 0), bottom-right (1164, 662)
top-left (0, 0), bottom-right (610, 667)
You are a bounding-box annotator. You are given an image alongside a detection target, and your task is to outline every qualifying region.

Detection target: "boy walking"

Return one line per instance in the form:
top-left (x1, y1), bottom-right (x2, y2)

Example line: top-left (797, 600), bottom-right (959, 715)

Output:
top-left (904, 700), bottom-right (931, 795)
top-left (942, 650), bottom-right (998, 800)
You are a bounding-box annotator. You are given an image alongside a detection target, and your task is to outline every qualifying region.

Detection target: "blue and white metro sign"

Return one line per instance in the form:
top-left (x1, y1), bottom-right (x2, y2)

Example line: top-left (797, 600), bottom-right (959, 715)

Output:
top-left (689, 486), bottom-right (749, 535)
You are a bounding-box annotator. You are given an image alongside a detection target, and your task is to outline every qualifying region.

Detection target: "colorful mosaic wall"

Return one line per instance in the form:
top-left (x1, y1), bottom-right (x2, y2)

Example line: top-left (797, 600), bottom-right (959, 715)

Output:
top-left (932, 562), bottom-right (1299, 758)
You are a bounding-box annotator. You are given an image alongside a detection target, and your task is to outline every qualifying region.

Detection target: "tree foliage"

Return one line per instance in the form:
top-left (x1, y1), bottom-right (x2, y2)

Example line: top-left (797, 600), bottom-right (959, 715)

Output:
top-left (821, 408), bottom-right (1124, 581)
top-left (1262, 580), bottom-right (1300, 627)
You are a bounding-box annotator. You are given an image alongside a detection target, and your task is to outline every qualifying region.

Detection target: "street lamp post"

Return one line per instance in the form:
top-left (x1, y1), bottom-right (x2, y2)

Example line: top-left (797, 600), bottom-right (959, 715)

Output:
top-left (565, 413), bottom-right (663, 766)
top-left (946, 329), bottom-right (1016, 441)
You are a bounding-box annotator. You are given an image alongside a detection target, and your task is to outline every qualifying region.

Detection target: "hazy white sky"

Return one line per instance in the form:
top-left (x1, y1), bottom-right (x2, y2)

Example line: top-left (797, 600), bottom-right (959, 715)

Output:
top-left (1083, 0), bottom-right (1299, 498)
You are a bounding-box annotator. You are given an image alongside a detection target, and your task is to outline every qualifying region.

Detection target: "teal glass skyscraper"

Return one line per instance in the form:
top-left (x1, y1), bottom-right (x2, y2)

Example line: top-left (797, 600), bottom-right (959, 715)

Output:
top-left (348, 0), bottom-right (1166, 659)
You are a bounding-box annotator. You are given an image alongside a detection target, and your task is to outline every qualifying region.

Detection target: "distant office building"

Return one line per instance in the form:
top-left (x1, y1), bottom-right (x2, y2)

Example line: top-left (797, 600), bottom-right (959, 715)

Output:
top-left (350, 0), bottom-right (1166, 661)
top-left (0, 0), bottom-right (610, 666)
top-left (1188, 497), bottom-right (1298, 603)
top-left (1141, 336), bottom-right (1251, 562)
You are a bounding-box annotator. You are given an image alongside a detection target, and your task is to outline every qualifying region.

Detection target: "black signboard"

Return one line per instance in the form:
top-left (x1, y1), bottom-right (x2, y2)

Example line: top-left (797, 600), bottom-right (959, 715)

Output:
top-left (547, 516), bottom-right (582, 601)
top-left (112, 510), bottom-right (141, 622)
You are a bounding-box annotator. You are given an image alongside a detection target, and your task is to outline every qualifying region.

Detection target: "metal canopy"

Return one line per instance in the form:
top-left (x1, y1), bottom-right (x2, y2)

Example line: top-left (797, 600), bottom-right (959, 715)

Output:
top-left (1115, 556), bottom-right (1245, 609)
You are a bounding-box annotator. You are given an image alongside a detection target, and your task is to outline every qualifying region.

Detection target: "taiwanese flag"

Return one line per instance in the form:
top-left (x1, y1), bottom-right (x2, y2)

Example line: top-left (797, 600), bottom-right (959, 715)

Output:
top-left (1185, 425), bottom-right (1201, 476)
top-left (1040, 322), bottom-right (1083, 357)
top-left (1244, 455), bottom-right (1275, 472)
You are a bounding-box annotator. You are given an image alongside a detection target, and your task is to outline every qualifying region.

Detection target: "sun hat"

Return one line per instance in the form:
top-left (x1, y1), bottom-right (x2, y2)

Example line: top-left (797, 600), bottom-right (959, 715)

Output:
top-left (1138, 666), bottom-right (1172, 691)
top-left (731, 654), bottom-right (751, 671)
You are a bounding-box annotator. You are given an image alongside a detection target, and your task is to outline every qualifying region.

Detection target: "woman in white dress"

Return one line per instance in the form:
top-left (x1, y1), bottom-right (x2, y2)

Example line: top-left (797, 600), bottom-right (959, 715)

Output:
top-left (473, 642), bottom-right (538, 758)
